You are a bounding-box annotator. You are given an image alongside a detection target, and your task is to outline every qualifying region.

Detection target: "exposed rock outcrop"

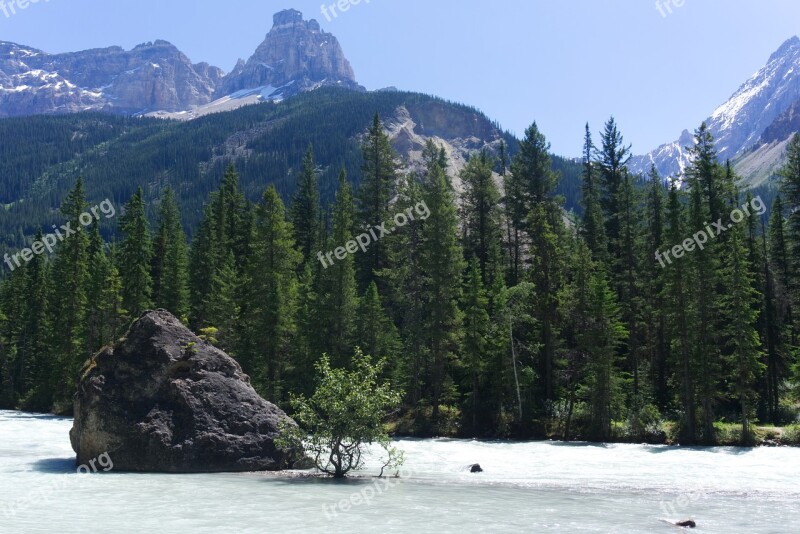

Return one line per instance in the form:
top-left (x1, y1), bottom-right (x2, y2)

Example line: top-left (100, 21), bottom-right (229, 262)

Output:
top-left (70, 310), bottom-right (299, 472)
top-left (0, 40), bottom-right (222, 116)
top-left (215, 9), bottom-right (363, 99)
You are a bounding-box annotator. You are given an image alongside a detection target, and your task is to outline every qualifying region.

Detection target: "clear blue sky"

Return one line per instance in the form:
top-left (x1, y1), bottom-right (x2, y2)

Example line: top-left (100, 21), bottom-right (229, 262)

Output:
top-left (1, 0), bottom-right (798, 156)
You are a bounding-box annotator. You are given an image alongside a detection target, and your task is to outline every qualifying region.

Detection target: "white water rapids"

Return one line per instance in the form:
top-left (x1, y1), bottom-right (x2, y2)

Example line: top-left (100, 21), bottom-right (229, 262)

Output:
top-left (2, 411), bottom-right (799, 533)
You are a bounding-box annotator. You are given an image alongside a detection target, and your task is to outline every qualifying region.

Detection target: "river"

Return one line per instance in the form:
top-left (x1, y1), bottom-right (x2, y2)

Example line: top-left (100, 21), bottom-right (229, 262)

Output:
top-left (1, 410), bottom-right (798, 533)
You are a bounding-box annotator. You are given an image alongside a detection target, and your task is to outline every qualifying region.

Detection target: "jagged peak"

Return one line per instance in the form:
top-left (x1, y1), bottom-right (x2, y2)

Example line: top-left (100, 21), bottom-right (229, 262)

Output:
top-left (133, 40), bottom-right (180, 52)
top-left (769, 36), bottom-right (800, 63)
top-left (271, 9), bottom-right (321, 32)
top-left (273, 9), bottom-right (303, 27)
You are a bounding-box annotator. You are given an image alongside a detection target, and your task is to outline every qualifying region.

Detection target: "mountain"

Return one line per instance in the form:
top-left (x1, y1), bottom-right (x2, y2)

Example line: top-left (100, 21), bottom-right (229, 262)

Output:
top-left (0, 88), bottom-right (586, 255)
top-left (0, 9), bottom-right (362, 119)
top-left (0, 40), bottom-right (222, 116)
top-left (631, 36), bottom-right (800, 184)
top-left (216, 9), bottom-right (362, 100)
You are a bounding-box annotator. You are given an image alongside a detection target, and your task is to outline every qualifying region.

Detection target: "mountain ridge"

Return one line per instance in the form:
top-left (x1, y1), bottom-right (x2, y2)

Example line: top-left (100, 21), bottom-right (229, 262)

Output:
top-left (630, 35), bottom-right (800, 185)
top-left (0, 9), bottom-right (362, 118)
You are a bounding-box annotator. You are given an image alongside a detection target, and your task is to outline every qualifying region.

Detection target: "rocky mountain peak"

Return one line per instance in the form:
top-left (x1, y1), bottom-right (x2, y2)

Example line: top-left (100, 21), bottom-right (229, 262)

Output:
top-left (631, 36), bottom-right (800, 182)
top-left (769, 36), bottom-right (800, 63)
top-left (215, 9), bottom-right (361, 100)
top-left (273, 8), bottom-right (305, 27)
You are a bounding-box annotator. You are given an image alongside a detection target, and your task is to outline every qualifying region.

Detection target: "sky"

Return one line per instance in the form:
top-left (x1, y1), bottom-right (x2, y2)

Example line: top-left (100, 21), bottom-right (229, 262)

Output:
top-left (1, 0), bottom-right (798, 156)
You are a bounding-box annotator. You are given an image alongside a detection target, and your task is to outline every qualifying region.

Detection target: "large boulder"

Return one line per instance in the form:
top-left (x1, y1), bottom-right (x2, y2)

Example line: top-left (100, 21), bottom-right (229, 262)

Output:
top-left (70, 310), bottom-right (299, 472)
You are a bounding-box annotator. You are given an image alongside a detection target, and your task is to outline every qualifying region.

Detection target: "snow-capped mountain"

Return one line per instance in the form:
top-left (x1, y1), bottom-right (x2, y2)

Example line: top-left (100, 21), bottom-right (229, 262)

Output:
top-left (0, 9), bottom-right (362, 119)
top-left (631, 36), bottom-right (800, 183)
top-left (0, 40), bottom-right (222, 117)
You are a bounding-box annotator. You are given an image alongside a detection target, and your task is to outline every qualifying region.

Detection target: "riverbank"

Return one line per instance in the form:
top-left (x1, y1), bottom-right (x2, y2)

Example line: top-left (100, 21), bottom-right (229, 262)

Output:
top-left (391, 407), bottom-right (800, 447)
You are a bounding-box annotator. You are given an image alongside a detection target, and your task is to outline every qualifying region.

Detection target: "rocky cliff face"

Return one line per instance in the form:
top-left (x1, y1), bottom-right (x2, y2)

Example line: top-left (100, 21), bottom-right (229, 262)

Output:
top-left (215, 9), bottom-right (363, 100)
top-left (0, 40), bottom-right (222, 117)
top-left (631, 36), bottom-right (800, 183)
top-left (0, 9), bottom-right (362, 118)
top-left (70, 310), bottom-right (300, 473)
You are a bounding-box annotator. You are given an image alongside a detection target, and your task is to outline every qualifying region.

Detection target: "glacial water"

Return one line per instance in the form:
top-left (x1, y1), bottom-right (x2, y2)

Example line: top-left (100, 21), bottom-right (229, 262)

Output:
top-left (2, 410), bottom-right (799, 533)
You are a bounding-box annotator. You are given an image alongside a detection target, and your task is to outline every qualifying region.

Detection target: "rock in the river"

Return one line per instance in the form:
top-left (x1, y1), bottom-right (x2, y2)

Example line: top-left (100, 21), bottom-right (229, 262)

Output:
top-left (469, 464), bottom-right (483, 473)
top-left (70, 310), bottom-right (300, 472)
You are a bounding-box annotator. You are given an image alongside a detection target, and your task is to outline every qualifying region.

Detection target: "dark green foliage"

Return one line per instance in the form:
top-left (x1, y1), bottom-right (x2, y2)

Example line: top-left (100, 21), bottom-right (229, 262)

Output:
top-left (118, 187), bottom-right (153, 318)
top-left (0, 103), bottom-right (791, 447)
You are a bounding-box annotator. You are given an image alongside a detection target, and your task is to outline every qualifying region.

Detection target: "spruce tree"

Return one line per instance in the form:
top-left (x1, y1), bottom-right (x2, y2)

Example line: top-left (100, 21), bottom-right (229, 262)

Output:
top-left (290, 145), bottom-right (321, 270)
top-left (242, 185), bottom-right (301, 402)
top-left (780, 134), bottom-right (800, 304)
top-left (460, 151), bottom-right (504, 286)
top-left (317, 168), bottom-right (358, 366)
top-left (720, 221), bottom-right (765, 443)
top-left (356, 114), bottom-right (399, 291)
top-left (357, 282), bottom-right (401, 377)
top-left (18, 230), bottom-right (51, 409)
top-left (595, 117), bottom-right (631, 258)
top-left (511, 122), bottom-right (564, 405)
top-left (581, 123), bottom-right (608, 262)
top-left (49, 178), bottom-right (90, 407)
top-left (584, 270), bottom-right (627, 442)
top-left (462, 258), bottom-right (490, 435)
top-left (119, 187), bottom-right (153, 318)
top-left (663, 182), bottom-right (697, 443)
top-left (644, 166), bottom-right (670, 409)
top-left (419, 154), bottom-right (465, 422)
top-left (153, 188), bottom-right (189, 320)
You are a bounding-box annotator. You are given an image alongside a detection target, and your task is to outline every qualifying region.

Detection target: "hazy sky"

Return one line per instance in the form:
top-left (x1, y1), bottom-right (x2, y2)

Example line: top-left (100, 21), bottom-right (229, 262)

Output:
top-left (1, 0), bottom-right (798, 156)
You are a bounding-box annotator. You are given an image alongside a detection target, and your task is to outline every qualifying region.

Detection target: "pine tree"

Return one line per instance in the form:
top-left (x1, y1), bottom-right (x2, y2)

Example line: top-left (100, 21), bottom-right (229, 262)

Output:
top-left (152, 188), bottom-right (189, 320)
top-left (511, 122), bottom-right (564, 406)
top-left (766, 196), bottom-right (794, 421)
top-left (118, 187), bottom-right (153, 318)
top-left (663, 182), bottom-right (697, 443)
top-left (686, 123), bottom-right (727, 224)
top-left (357, 282), bottom-right (401, 377)
top-left (242, 185), bottom-right (301, 402)
top-left (356, 114), bottom-right (399, 291)
top-left (462, 258), bottom-right (490, 435)
top-left (381, 174), bottom-right (426, 405)
top-left (205, 251), bottom-right (240, 351)
top-left (595, 117), bottom-right (631, 259)
top-left (291, 145), bottom-right (321, 270)
top-left (49, 178), bottom-right (91, 407)
top-left (419, 154), bottom-right (465, 422)
top-left (781, 134), bottom-right (800, 305)
top-left (460, 151), bottom-right (504, 286)
top-left (720, 221), bottom-right (765, 443)
top-left (316, 168), bottom-right (358, 366)
top-left (644, 166), bottom-right (670, 409)
top-left (687, 181), bottom-right (721, 443)
top-left (584, 270), bottom-right (627, 442)
top-left (189, 204), bottom-right (218, 329)
top-left (17, 230), bottom-right (51, 409)
top-left (581, 123), bottom-right (608, 262)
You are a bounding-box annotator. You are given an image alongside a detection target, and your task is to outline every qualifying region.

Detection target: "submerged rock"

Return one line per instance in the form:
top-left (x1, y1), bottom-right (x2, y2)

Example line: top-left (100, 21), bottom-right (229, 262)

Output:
top-left (70, 310), bottom-right (300, 472)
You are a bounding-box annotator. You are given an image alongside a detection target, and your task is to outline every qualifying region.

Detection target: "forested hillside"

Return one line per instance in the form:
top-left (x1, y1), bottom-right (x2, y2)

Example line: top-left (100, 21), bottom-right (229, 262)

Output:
top-left (2, 106), bottom-right (799, 445)
top-left (0, 88), bottom-right (586, 255)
